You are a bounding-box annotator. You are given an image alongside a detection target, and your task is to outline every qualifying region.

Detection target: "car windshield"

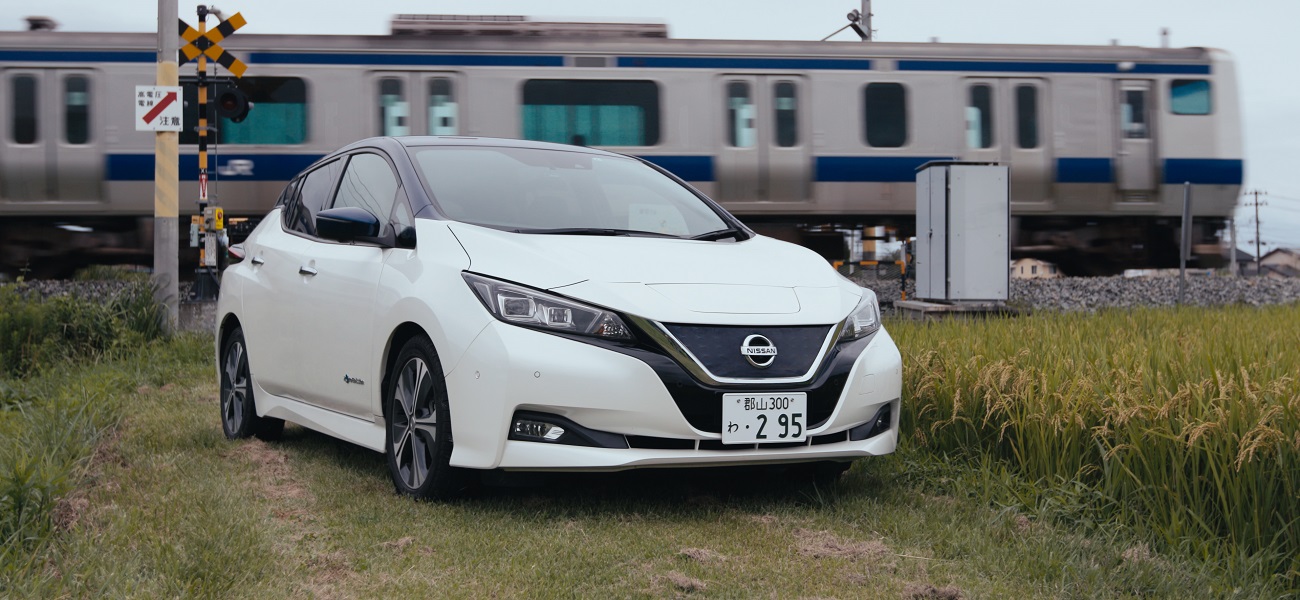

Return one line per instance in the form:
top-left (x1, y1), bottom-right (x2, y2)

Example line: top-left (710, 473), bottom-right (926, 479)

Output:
top-left (412, 146), bottom-right (730, 238)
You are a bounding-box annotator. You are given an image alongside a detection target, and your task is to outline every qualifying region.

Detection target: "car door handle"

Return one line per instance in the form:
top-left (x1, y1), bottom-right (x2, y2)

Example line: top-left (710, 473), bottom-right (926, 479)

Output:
top-left (251, 256), bottom-right (265, 265)
top-left (299, 265), bottom-right (318, 276)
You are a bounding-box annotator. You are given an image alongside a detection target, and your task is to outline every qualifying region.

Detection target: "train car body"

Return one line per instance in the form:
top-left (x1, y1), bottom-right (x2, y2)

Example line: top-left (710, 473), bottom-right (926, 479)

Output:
top-left (0, 18), bottom-right (1242, 276)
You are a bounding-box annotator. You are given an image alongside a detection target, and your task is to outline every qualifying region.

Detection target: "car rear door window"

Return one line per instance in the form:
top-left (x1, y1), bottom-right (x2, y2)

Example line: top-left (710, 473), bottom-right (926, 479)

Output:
top-left (286, 159), bottom-right (342, 236)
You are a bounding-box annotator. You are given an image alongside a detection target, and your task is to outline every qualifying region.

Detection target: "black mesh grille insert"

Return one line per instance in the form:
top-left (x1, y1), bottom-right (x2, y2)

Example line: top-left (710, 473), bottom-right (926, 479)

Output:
top-left (663, 324), bottom-right (833, 379)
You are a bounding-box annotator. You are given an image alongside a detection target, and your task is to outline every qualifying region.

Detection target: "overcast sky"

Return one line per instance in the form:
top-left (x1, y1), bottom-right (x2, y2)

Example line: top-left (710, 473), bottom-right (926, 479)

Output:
top-left (5, 0), bottom-right (1297, 252)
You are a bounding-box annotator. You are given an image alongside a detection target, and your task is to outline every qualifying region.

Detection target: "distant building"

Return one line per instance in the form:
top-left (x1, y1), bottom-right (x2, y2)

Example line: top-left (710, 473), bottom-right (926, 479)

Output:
top-left (1010, 258), bottom-right (1060, 279)
top-left (1260, 248), bottom-right (1300, 278)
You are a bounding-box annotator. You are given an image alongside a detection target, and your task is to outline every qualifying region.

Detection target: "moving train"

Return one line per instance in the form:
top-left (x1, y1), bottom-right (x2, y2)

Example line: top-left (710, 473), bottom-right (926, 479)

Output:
top-left (0, 15), bottom-right (1242, 277)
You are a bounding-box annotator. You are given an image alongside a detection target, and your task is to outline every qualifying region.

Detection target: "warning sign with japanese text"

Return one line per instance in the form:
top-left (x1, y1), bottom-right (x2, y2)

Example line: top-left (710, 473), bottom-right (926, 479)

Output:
top-left (135, 86), bottom-right (183, 131)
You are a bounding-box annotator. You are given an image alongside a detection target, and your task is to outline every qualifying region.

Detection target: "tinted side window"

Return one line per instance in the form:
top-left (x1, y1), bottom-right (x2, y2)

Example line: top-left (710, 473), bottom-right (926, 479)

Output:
top-left (64, 75), bottom-right (90, 144)
top-left (967, 84), bottom-right (994, 149)
top-left (287, 159), bottom-right (342, 236)
top-left (521, 80), bottom-right (660, 146)
top-left (275, 178), bottom-right (301, 209)
top-left (333, 153), bottom-right (402, 237)
top-left (429, 78), bottom-right (457, 135)
top-left (1170, 79), bottom-right (1211, 115)
top-left (1015, 85), bottom-right (1039, 149)
top-left (725, 81), bottom-right (754, 148)
top-left (378, 78), bottom-right (408, 136)
top-left (774, 81), bottom-right (798, 147)
top-left (11, 75), bottom-right (37, 144)
top-left (863, 83), bottom-right (907, 148)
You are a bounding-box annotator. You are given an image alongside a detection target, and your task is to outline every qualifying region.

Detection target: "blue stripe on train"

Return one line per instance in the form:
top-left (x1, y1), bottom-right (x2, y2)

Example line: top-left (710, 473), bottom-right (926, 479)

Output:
top-left (898, 60), bottom-right (1211, 75)
top-left (0, 50), bottom-right (155, 63)
top-left (1056, 158), bottom-right (1113, 183)
top-left (247, 52), bottom-right (565, 67)
top-left (815, 156), bottom-right (955, 182)
top-left (106, 154), bottom-right (323, 181)
top-left (1163, 158), bottom-right (1243, 185)
top-left (104, 154), bottom-right (1244, 186)
top-left (639, 156), bottom-right (715, 181)
top-left (615, 57), bottom-right (873, 70)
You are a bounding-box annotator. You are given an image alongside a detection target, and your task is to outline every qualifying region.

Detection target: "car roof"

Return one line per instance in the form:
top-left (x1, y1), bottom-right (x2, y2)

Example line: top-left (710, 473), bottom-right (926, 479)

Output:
top-left (334, 135), bottom-right (627, 158)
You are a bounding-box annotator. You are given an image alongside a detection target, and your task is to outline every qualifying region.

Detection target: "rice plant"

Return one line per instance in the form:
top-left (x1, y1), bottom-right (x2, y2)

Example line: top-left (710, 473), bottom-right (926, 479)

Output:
top-left (890, 304), bottom-right (1300, 584)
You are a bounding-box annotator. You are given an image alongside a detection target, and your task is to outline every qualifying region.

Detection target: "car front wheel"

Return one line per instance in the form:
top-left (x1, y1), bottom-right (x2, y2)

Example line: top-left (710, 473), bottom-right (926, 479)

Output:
top-left (384, 336), bottom-right (465, 500)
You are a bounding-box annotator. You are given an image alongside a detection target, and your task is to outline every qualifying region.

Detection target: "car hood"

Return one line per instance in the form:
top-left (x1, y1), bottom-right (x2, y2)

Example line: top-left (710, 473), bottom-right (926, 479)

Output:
top-left (447, 223), bottom-right (863, 325)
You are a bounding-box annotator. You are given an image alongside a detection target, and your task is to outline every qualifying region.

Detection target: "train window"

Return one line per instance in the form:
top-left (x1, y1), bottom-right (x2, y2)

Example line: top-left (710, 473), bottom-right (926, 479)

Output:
top-left (64, 75), bottom-right (90, 144)
top-left (11, 75), bottom-right (37, 144)
top-left (521, 80), bottom-right (660, 146)
top-left (863, 83), bottom-right (907, 148)
top-left (966, 84), bottom-right (994, 149)
top-left (332, 153), bottom-right (402, 238)
top-left (774, 81), bottom-right (798, 147)
top-left (1122, 89), bottom-right (1149, 139)
top-left (1015, 85), bottom-right (1038, 149)
top-left (286, 159), bottom-right (342, 237)
top-left (726, 81), bottom-right (755, 148)
top-left (1170, 79), bottom-right (1211, 115)
top-left (429, 78), bottom-right (458, 135)
top-left (379, 78), bottom-right (409, 136)
top-left (181, 77), bottom-right (308, 145)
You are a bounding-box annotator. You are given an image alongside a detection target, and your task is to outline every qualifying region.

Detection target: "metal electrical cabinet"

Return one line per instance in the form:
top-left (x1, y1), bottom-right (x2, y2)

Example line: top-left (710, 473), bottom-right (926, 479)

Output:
top-left (915, 162), bottom-right (1009, 302)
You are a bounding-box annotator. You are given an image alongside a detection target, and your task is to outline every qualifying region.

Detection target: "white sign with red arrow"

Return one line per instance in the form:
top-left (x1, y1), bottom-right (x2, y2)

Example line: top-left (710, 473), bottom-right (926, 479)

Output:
top-left (135, 85), bottom-right (183, 132)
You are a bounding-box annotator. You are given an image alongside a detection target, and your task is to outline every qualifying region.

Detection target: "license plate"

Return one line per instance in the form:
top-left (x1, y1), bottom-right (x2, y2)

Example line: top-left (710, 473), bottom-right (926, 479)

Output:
top-left (721, 393), bottom-right (808, 444)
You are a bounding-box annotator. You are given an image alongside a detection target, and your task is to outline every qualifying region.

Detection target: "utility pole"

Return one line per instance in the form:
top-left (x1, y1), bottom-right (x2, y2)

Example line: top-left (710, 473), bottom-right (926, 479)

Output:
top-left (1244, 190), bottom-right (1266, 277)
top-left (154, 0), bottom-right (179, 332)
top-left (862, 0), bottom-right (873, 41)
top-left (1229, 215), bottom-right (1237, 276)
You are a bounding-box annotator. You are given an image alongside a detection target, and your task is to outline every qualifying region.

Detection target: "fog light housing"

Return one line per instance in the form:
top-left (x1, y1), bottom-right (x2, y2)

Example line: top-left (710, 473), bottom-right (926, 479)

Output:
top-left (848, 401), bottom-right (894, 441)
top-left (513, 419), bottom-right (565, 441)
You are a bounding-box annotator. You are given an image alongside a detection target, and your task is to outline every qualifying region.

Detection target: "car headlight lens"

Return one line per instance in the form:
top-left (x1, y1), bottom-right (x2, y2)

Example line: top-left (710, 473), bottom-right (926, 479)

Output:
top-left (838, 291), bottom-right (881, 342)
top-left (462, 272), bottom-right (634, 341)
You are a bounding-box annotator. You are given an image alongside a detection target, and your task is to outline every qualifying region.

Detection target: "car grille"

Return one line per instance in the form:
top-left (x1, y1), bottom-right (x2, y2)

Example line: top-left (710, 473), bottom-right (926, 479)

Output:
top-left (661, 324), bottom-right (833, 379)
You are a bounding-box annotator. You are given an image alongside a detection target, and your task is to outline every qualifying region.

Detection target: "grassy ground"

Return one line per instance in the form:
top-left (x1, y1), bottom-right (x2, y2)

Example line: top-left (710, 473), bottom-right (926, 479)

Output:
top-left (4, 315), bottom-right (1292, 598)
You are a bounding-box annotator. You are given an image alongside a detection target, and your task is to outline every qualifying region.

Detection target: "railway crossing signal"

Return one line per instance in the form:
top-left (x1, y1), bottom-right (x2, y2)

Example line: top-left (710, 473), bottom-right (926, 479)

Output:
top-left (180, 5), bottom-right (247, 301)
top-left (178, 13), bottom-right (247, 77)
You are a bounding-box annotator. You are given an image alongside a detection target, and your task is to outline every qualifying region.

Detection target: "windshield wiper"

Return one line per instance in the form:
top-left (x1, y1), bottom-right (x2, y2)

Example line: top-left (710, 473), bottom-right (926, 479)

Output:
top-left (512, 227), bottom-right (681, 238)
top-left (690, 227), bottom-right (744, 241)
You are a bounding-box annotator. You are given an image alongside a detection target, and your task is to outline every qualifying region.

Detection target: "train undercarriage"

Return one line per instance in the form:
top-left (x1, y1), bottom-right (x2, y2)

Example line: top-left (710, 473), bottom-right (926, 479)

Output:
top-left (0, 213), bottom-right (1229, 281)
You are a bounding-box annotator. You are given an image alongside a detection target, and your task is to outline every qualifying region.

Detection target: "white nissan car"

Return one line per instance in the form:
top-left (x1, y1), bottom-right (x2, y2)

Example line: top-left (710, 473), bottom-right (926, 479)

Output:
top-left (216, 137), bottom-right (902, 499)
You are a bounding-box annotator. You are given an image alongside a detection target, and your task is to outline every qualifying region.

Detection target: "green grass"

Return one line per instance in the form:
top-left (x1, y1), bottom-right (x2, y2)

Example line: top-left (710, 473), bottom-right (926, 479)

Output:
top-left (1, 304), bottom-right (1296, 597)
top-left (0, 281), bottom-right (164, 379)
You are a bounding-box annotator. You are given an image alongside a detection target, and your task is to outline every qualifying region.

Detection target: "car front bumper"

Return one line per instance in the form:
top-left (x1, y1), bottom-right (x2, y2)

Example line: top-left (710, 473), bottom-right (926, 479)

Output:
top-left (443, 320), bottom-right (903, 471)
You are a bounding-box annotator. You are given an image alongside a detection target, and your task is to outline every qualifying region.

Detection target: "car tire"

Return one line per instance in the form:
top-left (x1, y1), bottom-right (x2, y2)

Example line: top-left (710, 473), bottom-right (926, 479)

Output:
top-left (220, 327), bottom-right (285, 441)
top-left (384, 336), bottom-right (466, 500)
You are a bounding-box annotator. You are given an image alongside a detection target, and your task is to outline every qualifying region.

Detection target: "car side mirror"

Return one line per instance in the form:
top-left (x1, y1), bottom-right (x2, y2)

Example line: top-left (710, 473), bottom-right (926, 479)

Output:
top-left (316, 207), bottom-right (380, 242)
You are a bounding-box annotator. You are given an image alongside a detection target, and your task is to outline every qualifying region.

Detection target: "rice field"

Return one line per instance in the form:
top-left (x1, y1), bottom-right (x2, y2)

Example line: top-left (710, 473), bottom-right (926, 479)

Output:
top-left (889, 304), bottom-right (1300, 585)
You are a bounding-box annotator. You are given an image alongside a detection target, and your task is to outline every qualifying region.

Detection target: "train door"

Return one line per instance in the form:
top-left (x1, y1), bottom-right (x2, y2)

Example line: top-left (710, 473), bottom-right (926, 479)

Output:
top-left (0, 68), bottom-right (102, 202)
top-left (370, 71), bottom-right (462, 137)
top-left (960, 78), bottom-right (1051, 203)
top-left (1116, 80), bottom-right (1156, 196)
top-left (716, 75), bottom-right (810, 203)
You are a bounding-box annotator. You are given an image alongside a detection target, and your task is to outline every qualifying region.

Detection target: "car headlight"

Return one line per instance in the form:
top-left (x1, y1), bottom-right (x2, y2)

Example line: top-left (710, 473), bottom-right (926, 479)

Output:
top-left (462, 272), bottom-right (634, 342)
top-left (838, 291), bottom-right (881, 342)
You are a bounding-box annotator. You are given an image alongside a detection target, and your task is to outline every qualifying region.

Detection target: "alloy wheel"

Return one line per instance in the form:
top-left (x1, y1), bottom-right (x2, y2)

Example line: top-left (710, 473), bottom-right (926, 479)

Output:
top-left (390, 357), bottom-right (438, 490)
